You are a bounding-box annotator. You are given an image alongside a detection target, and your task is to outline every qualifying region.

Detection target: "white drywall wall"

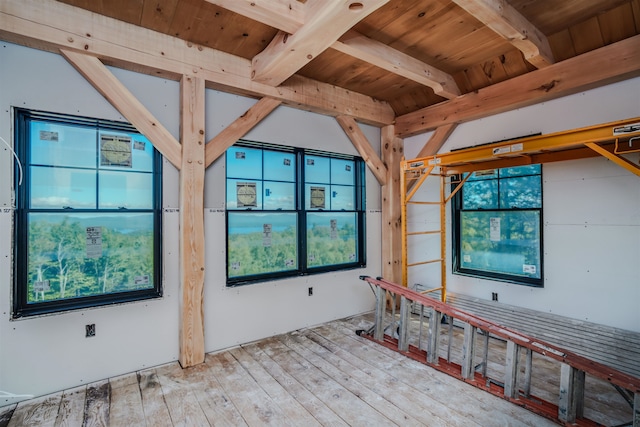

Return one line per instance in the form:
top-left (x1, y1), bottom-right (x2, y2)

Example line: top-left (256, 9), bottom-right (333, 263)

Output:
top-left (404, 76), bottom-right (640, 332)
top-left (0, 41), bottom-right (380, 404)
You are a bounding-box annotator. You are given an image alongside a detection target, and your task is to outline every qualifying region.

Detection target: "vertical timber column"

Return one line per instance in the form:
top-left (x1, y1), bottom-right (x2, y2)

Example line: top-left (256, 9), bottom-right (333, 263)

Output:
top-left (381, 125), bottom-right (403, 284)
top-left (179, 75), bottom-right (206, 368)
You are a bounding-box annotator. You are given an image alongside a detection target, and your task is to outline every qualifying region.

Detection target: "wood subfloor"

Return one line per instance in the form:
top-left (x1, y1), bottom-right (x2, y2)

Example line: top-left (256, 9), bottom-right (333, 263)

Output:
top-left (0, 313), bottom-right (631, 426)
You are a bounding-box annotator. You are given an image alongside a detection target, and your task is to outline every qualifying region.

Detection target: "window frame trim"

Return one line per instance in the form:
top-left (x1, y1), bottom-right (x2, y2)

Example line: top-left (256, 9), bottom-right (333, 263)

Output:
top-left (451, 166), bottom-right (544, 288)
top-left (225, 140), bottom-right (366, 287)
top-left (12, 108), bottom-right (163, 318)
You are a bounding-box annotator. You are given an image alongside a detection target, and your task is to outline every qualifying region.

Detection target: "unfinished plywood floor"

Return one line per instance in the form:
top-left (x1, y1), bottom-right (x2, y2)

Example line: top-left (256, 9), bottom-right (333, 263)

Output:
top-left (0, 314), bottom-right (588, 426)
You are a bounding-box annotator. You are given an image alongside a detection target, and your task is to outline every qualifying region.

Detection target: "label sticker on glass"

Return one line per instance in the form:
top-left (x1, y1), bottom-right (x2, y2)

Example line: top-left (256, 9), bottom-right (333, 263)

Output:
top-left (231, 262), bottom-right (241, 271)
top-left (101, 134), bottom-right (132, 167)
top-left (307, 158), bottom-right (315, 166)
top-left (263, 223), bottom-right (272, 247)
top-left (310, 186), bottom-right (325, 209)
top-left (86, 226), bottom-right (103, 258)
top-left (330, 219), bottom-right (338, 239)
top-left (285, 259), bottom-right (295, 267)
top-left (133, 140), bottom-right (146, 151)
top-left (523, 264), bottom-right (537, 274)
top-left (237, 182), bottom-right (257, 208)
top-left (345, 165), bottom-right (351, 171)
top-left (349, 253), bottom-right (356, 261)
top-left (235, 151), bottom-right (246, 159)
top-left (283, 158), bottom-right (291, 166)
top-left (308, 254), bottom-right (316, 262)
top-left (33, 280), bottom-right (50, 292)
top-left (40, 130), bottom-right (59, 141)
top-left (463, 254), bottom-right (472, 263)
top-left (489, 217), bottom-right (501, 242)
top-left (135, 275), bottom-right (150, 285)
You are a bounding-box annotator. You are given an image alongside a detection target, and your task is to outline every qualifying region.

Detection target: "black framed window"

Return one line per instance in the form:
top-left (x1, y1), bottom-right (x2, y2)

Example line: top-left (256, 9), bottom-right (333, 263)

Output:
top-left (452, 165), bottom-right (542, 286)
top-left (226, 142), bottom-right (365, 285)
top-left (13, 109), bottom-right (162, 317)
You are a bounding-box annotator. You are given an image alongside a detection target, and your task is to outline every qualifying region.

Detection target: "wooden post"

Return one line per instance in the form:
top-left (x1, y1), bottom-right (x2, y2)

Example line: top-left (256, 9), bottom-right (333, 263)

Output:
top-left (427, 308), bottom-right (441, 364)
top-left (398, 295), bottom-right (410, 352)
top-left (504, 340), bottom-right (519, 399)
top-left (558, 363), bottom-right (585, 423)
top-left (461, 323), bottom-right (477, 380)
top-left (178, 75), bottom-right (206, 368)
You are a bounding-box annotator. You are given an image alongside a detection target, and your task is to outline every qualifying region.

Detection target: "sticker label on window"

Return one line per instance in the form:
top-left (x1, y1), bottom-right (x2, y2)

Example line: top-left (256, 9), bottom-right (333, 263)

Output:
top-left (283, 158), bottom-right (291, 166)
top-left (40, 130), bottom-right (59, 141)
top-left (33, 280), bottom-right (50, 292)
top-left (523, 264), bottom-right (537, 274)
top-left (133, 140), bottom-right (146, 151)
top-left (235, 151), bottom-right (246, 159)
top-left (263, 223), bottom-right (272, 247)
top-left (86, 226), bottom-right (103, 258)
top-left (237, 182), bottom-right (257, 208)
top-left (231, 262), bottom-right (240, 271)
top-left (310, 186), bottom-right (325, 209)
top-left (135, 275), bottom-right (150, 285)
top-left (101, 135), bottom-right (132, 167)
top-left (285, 259), bottom-right (295, 267)
top-left (489, 217), bottom-right (501, 242)
top-left (330, 219), bottom-right (338, 240)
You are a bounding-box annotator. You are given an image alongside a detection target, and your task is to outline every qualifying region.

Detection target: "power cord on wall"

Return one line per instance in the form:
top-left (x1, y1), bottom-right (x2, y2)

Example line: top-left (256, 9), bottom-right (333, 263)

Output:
top-left (0, 135), bottom-right (22, 186)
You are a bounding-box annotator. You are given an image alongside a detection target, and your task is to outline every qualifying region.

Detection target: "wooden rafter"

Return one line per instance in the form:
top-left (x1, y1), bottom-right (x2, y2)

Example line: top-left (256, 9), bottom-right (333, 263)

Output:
top-left (251, 0), bottom-right (389, 86)
top-left (415, 123), bottom-right (458, 159)
top-left (336, 115), bottom-right (388, 186)
top-left (211, 0), bottom-right (459, 97)
top-left (204, 97), bottom-right (282, 167)
top-left (333, 31), bottom-right (460, 99)
top-left (0, 0), bottom-right (394, 126)
top-left (451, 0), bottom-right (554, 68)
top-left (59, 49), bottom-right (182, 169)
top-left (179, 75), bottom-right (206, 368)
top-left (204, 0), bottom-right (305, 34)
top-left (395, 34), bottom-right (640, 137)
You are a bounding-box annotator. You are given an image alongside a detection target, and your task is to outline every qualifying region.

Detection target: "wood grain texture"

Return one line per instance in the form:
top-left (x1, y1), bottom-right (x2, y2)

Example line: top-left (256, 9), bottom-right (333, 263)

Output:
top-left (59, 49), bottom-right (183, 169)
top-left (336, 115), bottom-right (387, 185)
top-left (53, 386), bottom-right (85, 427)
top-left (380, 125), bottom-right (403, 284)
top-left (179, 74), bottom-right (206, 368)
top-left (205, 97), bottom-right (281, 167)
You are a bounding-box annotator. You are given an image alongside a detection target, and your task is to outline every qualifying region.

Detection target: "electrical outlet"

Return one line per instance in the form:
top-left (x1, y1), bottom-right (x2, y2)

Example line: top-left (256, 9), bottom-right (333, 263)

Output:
top-left (85, 324), bottom-right (96, 337)
top-left (492, 292), bottom-right (498, 302)
top-left (308, 287), bottom-right (313, 296)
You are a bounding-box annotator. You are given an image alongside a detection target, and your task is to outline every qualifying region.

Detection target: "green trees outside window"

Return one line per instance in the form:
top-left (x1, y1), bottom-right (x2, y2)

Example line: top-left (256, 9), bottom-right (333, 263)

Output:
top-left (226, 143), bottom-right (365, 285)
top-left (452, 165), bottom-right (543, 286)
top-left (13, 109), bottom-right (162, 317)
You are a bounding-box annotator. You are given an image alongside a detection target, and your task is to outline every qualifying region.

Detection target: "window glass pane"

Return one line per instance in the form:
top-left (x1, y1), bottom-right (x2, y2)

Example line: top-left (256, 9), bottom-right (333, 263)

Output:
top-left (227, 147), bottom-right (262, 180)
top-left (30, 166), bottom-right (96, 209)
top-left (307, 212), bottom-right (357, 268)
top-left (462, 179), bottom-right (498, 209)
top-left (26, 212), bottom-right (155, 303)
top-left (499, 164), bottom-right (541, 178)
top-left (263, 181), bottom-right (295, 210)
top-left (330, 185), bottom-right (355, 210)
top-left (500, 175), bottom-right (541, 209)
top-left (226, 179), bottom-right (263, 210)
top-left (227, 212), bottom-right (297, 278)
top-left (99, 171), bottom-right (153, 209)
top-left (305, 155), bottom-right (330, 184)
top-left (30, 121), bottom-right (96, 168)
top-left (305, 184), bottom-right (328, 210)
top-left (460, 210), bottom-right (541, 279)
top-left (264, 151), bottom-right (295, 182)
top-left (99, 132), bottom-right (153, 173)
top-left (331, 158), bottom-right (355, 185)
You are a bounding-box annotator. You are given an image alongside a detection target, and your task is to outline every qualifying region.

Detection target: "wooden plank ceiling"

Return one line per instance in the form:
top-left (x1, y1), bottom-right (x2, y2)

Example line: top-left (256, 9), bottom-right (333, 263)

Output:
top-left (54, 0), bottom-right (640, 124)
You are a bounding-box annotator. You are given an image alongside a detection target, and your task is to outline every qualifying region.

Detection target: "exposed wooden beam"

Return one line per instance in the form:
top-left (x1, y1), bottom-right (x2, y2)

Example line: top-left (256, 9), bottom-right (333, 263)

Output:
top-left (178, 75), bottom-right (206, 368)
top-left (333, 31), bottom-right (460, 99)
top-left (0, 0), bottom-right (394, 126)
top-left (451, 0), bottom-right (554, 68)
top-left (415, 123), bottom-right (458, 158)
top-left (381, 125), bottom-right (403, 284)
top-left (336, 116), bottom-right (387, 186)
top-left (213, 0), bottom-right (456, 96)
top-left (59, 49), bottom-right (182, 169)
top-left (395, 34), bottom-right (640, 137)
top-left (251, 0), bottom-right (389, 86)
top-left (204, 0), bottom-right (305, 34)
top-left (205, 97), bottom-right (282, 167)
